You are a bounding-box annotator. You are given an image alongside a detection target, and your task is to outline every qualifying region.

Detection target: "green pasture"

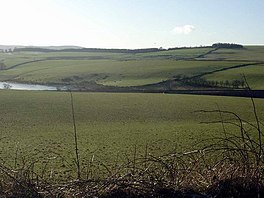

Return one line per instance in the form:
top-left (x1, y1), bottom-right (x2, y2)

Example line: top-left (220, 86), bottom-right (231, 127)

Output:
top-left (0, 52), bottom-right (128, 69)
top-left (0, 90), bottom-right (263, 179)
top-left (0, 58), bottom-right (246, 87)
top-left (0, 47), bottom-right (213, 68)
top-left (0, 48), bottom-right (207, 69)
top-left (204, 46), bottom-right (264, 61)
top-left (134, 47), bottom-right (213, 59)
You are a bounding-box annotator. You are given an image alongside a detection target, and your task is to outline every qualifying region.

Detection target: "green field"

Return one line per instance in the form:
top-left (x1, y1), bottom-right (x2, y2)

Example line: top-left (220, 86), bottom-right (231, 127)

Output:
top-left (0, 59), bottom-right (246, 87)
top-left (0, 48), bottom-right (214, 69)
top-left (204, 46), bottom-right (264, 61)
top-left (0, 90), bottom-right (263, 179)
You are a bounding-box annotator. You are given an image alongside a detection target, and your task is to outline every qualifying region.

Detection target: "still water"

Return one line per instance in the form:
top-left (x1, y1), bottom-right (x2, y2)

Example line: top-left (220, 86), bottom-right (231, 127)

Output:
top-left (0, 82), bottom-right (67, 91)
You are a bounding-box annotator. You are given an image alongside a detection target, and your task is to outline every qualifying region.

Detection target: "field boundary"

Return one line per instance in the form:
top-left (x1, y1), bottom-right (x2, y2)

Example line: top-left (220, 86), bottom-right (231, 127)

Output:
top-left (63, 89), bottom-right (264, 98)
top-left (192, 62), bottom-right (263, 79)
top-left (195, 48), bottom-right (218, 58)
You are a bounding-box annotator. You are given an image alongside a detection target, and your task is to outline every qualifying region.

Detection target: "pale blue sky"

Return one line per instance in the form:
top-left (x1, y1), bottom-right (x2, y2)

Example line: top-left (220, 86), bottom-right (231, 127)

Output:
top-left (0, 0), bottom-right (263, 48)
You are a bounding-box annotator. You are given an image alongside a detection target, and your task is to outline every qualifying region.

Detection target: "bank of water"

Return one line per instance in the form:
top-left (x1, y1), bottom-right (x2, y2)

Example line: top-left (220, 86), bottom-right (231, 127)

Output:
top-left (0, 82), bottom-right (68, 91)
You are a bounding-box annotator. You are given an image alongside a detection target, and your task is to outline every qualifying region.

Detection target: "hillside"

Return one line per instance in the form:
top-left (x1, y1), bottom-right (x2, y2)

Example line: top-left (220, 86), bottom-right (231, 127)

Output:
top-left (0, 45), bottom-right (263, 93)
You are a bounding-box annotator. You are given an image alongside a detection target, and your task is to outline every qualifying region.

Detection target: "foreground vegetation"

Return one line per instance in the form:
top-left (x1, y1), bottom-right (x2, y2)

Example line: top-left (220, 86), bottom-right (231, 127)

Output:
top-left (0, 90), bottom-right (264, 197)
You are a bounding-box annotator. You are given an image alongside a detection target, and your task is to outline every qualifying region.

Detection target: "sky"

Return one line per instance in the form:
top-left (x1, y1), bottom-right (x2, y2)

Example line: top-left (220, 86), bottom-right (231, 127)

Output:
top-left (0, 0), bottom-right (264, 49)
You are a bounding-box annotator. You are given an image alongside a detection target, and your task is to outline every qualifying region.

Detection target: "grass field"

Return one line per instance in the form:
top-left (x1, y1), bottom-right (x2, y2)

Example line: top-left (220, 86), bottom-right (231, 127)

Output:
top-left (0, 59), bottom-right (246, 87)
top-left (204, 46), bottom-right (264, 61)
top-left (0, 90), bottom-right (263, 180)
top-left (0, 48), bottom-right (214, 68)
top-left (134, 47), bottom-right (214, 59)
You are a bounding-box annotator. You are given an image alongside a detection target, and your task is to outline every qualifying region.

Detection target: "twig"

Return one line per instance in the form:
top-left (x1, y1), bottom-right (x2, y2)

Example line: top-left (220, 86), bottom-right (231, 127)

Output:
top-left (70, 91), bottom-right (81, 179)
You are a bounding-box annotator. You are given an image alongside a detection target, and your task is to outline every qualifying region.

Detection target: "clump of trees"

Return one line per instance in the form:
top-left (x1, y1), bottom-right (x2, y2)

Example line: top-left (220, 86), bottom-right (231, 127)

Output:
top-left (3, 83), bottom-right (12, 89)
top-left (0, 62), bottom-right (6, 70)
top-left (1, 48), bottom-right (13, 53)
top-left (167, 46), bottom-right (211, 51)
top-left (212, 43), bottom-right (244, 49)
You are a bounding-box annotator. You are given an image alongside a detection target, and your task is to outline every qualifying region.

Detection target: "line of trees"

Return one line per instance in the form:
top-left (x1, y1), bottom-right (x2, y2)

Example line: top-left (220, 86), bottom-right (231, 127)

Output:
top-left (0, 49), bottom-right (13, 53)
top-left (14, 46), bottom-right (215, 53)
top-left (182, 77), bottom-right (245, 89)
top-left (212, 43), bottom-right (244, 49)
top-left (167, 46), bottom-right (211, 51)
top-left (13, 47), bottom-right (166, 54)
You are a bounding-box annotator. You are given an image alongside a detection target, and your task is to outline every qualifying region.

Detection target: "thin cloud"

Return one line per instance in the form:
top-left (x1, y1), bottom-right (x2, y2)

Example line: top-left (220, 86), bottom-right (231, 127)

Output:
top-left (172, 25), bottom-right (195, 35)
